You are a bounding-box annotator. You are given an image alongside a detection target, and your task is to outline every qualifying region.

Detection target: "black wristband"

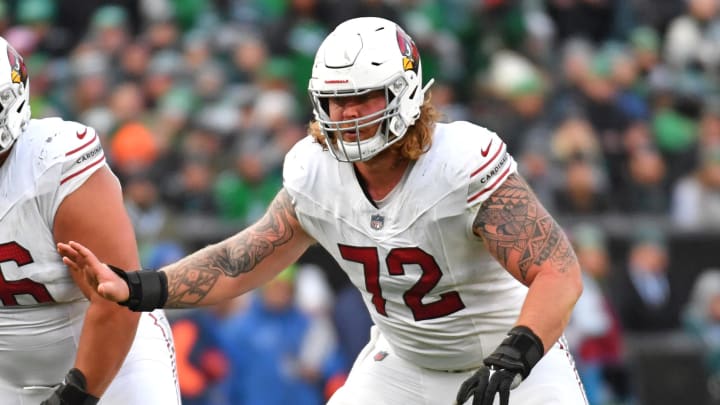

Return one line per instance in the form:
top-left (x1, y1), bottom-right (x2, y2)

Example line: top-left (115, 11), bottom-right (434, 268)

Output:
top-left (494, 325), bottom-right (544, 378)
top-left (106, 264), bottom-right (168, 312)
top-left (41, 368), bottom-right (99, 405)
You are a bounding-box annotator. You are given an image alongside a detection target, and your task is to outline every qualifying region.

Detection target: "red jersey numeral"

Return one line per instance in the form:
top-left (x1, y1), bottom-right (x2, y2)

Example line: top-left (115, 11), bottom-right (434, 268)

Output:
top-left (338, 245), bottom-right (465, 321)
top-left (0, 242), bottom-right (54, 306)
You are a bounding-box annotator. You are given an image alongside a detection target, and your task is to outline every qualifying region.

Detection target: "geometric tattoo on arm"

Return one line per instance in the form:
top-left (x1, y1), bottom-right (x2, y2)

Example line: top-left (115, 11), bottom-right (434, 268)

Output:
top-left (472, 174), bottom-right (577, 282)
top-left (165, 188), bottom-right (297, 307)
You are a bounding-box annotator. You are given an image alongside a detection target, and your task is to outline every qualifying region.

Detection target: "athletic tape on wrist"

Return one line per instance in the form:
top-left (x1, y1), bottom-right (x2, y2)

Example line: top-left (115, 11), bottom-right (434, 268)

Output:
top-left (106, 264), bottom-right (168, 312)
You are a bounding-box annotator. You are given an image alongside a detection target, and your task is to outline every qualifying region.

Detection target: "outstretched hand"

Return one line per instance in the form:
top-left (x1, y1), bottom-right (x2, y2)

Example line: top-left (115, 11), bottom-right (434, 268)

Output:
top-left (58, 241), bottom-right (130, 303)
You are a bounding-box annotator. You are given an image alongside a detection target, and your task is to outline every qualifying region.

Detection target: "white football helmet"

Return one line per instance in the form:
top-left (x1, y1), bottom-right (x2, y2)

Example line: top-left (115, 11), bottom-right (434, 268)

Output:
top-left (308, 17), bottom-right (433, 162)
top-left (0, 36), bottom-right (30, 154)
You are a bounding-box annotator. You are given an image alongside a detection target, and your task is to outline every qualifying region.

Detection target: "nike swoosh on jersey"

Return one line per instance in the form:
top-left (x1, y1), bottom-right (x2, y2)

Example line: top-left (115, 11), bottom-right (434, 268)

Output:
top-left (76, 128), bottom-right (88, 140)
top-left (480, 139), bottom-right (493, 157)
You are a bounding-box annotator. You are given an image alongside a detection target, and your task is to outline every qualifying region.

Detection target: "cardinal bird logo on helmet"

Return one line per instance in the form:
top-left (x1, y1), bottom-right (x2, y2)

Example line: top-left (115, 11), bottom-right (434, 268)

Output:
top-left (396, 27), bottom-right (419, 74)
top-left (6, 45), bottom-right (27, 86)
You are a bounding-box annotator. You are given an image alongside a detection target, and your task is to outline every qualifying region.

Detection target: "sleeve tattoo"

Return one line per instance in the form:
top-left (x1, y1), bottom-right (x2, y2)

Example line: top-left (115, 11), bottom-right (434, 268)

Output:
top-left (165, 188), bottom-right (298, 307)
top-left (472, 174), bottom-right (577, 281)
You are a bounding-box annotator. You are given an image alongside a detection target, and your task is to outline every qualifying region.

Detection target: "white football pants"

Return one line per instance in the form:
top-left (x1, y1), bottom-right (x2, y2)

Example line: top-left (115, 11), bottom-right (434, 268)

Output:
top-left (328, 326), bottom-right (588, 405)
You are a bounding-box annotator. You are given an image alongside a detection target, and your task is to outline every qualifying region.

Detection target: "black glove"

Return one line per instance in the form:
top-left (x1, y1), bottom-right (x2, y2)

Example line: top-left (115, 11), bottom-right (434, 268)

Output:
top-left (41, 368), bottom-right (99, 405)
top-left (455, 326), bottom-right (544, 405)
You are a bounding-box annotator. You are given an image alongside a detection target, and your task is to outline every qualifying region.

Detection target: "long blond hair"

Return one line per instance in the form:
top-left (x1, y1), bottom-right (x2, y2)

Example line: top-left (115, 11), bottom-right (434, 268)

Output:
top-left (308, 95), bottom-right (442, 161)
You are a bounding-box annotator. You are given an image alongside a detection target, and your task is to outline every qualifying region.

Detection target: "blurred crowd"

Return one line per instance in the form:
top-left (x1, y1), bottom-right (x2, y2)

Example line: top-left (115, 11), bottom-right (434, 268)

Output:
top-left (4, 0), bottom-right (720, 403)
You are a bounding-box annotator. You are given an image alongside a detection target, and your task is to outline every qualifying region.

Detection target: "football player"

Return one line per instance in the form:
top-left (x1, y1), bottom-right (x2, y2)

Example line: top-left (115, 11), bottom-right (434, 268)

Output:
top-left (60, 17), bottom-right (587, 405)
top-left (0, 37), bottom-right (180, 404)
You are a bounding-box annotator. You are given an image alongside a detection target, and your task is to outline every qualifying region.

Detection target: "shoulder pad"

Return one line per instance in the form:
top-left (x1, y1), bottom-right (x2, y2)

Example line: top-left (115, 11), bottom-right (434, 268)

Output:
top-left (24, 118), bottom-right (105, 183)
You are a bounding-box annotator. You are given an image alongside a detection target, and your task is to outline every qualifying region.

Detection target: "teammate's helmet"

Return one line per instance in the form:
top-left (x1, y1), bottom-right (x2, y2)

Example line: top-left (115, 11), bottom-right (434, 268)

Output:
top-left (308, 17), bottom-right (433, 162)
top-left (0, 37), bottom-right (30, 154)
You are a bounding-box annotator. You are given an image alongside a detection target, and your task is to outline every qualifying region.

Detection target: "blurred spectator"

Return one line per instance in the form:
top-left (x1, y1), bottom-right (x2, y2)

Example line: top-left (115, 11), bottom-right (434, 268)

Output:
top-left (172, 309), bottom-right (232, 405)
top-left (117, 40), bottom-right (151, 82)
top-left (64, 47), bottom-right (111, 119)
top-left (143, 49), bottom-right (182, 107)
top-left (566, 223), bottom-right (630, 405)
top-left (521, 115), bottom-right (605, 211)
top-left (227, 33), bottom-right (269, 84)
top-left (213, 147), bottom-right (283, 224)
top-left (264, 0), bottom-right (330, 96)
top-left (455, 0), bottom-right (530, 80)
top-left (550, 116), bottom-right (604, 163)
top-left (123, 170), bottom-right (169, 256)
top-left (153, 85), bottom-right (196, 150)
top-left (671, 146), bottom-right (720, 228)
top-left (14, 0), bottom-right (62, 56)
top-left (294, 264), bottom-right (348, 401)
top-left (331, 284), bottom-right (372, 373)
top-left (110, 121), bottom-right (160, 176)
top-left (180, 30), bottom-right (212, 76)
top-left (575, 49), bottom-right (632, 188)
top-left (664, 0), bottom-right (720, 73)
top-left (650, 71), bottom-right (707, 182)
top-left (698, 97), bottom-right (720, 149)
top-left (144, 16), bottom-right (181, 51)
top-left (555, 37), bottom-right (594, 98)
top-left (482, 50), bottom-right (551, 155)
top-left (610, 224), bottom-right (682, 332)
top-left (107, 81), bottom-right (146, 124)
top-left (86, 5), bottom-right (130, 59)
top-left (163, 154), bottom-right (219, 215)
top-left (616, 146), bottom-right (670, 213)
top-left (609, 43), bottom-right (650, 121)
top-left (683, 268), bottom-right (720, 402)
top-left (427, 81), bottom-right (470, 123)
top-left (553, 156), bottom-right (611, 215)
top-left (629, 25), bottom-right (661, 78)
top-left (221, 265), bottom-right (342, 405)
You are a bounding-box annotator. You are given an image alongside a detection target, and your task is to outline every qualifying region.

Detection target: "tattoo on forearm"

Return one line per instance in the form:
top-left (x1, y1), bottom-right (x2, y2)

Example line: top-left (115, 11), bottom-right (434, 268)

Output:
top-left (472, 174), bottom-right (576, 281)
top-left (165, 189), bottom-right (297, 306)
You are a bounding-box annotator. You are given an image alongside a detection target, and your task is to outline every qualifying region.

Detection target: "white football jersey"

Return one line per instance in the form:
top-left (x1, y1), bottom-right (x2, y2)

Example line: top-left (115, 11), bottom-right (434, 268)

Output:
top-left (284, 121), bottom-right (528, 371)
top-left (0, 117), bottom-right (103, 306)
top-left (0, 118), bottom-right (180, 404)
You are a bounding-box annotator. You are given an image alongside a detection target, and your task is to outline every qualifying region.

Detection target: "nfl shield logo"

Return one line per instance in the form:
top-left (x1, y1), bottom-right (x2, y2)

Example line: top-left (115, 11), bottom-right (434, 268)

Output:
top-left (370, 214), bottom-right (384, 230)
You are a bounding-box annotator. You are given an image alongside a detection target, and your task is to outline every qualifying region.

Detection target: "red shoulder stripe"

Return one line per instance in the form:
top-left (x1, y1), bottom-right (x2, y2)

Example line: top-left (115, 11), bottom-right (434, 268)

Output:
top-left (467, 166), bottom-right (511, 203)
top-left (60, 156), bottom-right (105, 185)
top-left (470, 143), bottom-right (504, 178)
top-left (65, 134), bottom-right (98, 156)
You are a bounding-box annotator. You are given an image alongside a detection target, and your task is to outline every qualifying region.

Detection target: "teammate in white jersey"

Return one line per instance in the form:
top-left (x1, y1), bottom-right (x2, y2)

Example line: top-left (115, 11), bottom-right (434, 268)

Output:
top-left (59, 17), bottom-right (587, 405)
top-left (0, 37), bottom-right (180, 404)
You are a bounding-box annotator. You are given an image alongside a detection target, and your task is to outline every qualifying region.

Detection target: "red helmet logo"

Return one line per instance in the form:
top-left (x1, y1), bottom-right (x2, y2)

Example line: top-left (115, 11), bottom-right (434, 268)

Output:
top-left (396, 27), bottom-right (419, 74)
top-left (6, 45), bottom-right (27, 86)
